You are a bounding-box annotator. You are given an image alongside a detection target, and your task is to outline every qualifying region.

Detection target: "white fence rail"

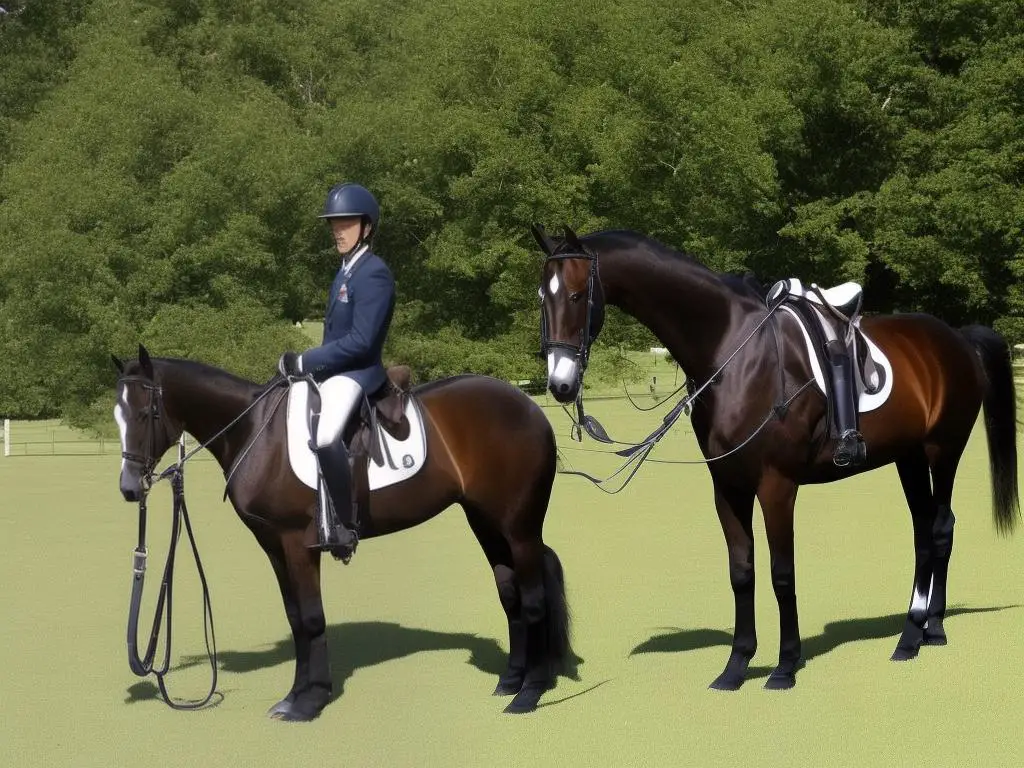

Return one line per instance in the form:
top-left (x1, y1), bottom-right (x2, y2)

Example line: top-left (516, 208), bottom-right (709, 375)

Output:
top-left (0, 420), bottom-right (207, 459)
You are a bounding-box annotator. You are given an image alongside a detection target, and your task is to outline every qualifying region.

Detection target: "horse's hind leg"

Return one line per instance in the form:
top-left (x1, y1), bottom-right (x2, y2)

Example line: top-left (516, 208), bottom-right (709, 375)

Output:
top-left (462, 507), bottom-right (527, 696)
top-left (504, 536), bottom-right (551, 714)
top-left (922, 447), bottom-right (962, 646)
top-left (893, 447), bottom-right (938, 661)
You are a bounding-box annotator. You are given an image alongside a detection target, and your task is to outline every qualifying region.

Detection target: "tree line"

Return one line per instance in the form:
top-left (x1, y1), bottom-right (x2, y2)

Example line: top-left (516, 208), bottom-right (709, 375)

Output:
top-left (1, 0), bottom-right (1021, 429)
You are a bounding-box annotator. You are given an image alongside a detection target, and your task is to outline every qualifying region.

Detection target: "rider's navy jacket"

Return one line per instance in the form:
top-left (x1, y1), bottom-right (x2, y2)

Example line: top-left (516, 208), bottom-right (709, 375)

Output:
top-left (300, 248), bottom-right (395, 393)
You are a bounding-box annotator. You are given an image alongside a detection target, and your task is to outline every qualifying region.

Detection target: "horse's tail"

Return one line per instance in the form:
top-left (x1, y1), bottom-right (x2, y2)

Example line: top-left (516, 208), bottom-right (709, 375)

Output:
top-left (542, 545), bottom-right (577, 679)
top-left (961, 324), bottom-right (1020, 535)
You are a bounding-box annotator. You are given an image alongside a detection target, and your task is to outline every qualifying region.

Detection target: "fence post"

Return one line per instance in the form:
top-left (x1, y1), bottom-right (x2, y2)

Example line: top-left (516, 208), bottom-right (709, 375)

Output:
top-left (3, 419), bottom-right (9, 457)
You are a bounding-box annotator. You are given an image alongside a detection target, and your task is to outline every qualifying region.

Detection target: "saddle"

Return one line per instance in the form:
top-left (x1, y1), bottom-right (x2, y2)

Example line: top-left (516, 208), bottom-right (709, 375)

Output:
top-left (768, 279), bottom-right (883, 434)
top-left (307, 365), bottom-right (414, 543)
top-left (349, 365), bottom-right (413, 464)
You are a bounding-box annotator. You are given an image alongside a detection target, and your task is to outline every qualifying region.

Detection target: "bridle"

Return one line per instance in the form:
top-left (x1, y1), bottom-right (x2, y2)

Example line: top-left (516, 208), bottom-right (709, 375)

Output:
top-left (118, 375), bottom-right (165, 484)
top-left (538, 247), bottom-right (604, 391)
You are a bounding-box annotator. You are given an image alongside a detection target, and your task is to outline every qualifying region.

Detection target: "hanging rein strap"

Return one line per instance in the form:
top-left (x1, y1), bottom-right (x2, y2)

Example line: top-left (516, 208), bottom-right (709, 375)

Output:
top-left (124, 378), bottom-right (288, 710)
top-left (127, 438), bottom-right (219, 709)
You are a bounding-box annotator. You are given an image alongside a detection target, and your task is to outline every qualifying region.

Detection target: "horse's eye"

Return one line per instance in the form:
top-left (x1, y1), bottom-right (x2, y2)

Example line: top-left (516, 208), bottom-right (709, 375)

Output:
top-left (537, 286), bottom-right (544, 301)
top-left (570, 292), bottom-right (583, 303)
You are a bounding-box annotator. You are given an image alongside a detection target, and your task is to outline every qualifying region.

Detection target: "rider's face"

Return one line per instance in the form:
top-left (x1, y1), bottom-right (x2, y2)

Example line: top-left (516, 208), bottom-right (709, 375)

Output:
top-left (329, 216), bottom-right (364, 255)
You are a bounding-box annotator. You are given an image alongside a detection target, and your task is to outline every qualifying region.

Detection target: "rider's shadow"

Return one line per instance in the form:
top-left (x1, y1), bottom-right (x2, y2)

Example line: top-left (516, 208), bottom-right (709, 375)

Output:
top-left (126, 621), bottom-right (511, 703)
top-left (628, 605), bottom-right (1019, 678)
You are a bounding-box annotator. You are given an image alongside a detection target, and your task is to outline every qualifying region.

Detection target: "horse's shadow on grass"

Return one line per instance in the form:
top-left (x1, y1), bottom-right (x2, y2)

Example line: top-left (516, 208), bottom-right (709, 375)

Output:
top-left (127, 621), bottom-right (584, 705)
top-left (629, 605), bottom-right (1019, 679)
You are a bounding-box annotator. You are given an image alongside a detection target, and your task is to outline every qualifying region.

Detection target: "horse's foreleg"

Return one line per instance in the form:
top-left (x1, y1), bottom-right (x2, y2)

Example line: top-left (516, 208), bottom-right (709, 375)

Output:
top-left (893, 447), bottom-right (938, 661)
top-left (708, 479), bottom-right (757, 691)
top-left (276, 530), bottom-right (332, 721)
top-left (759, 472), bottom-right (803, 689)
top-left (260, 533), bottom-right (306, 719)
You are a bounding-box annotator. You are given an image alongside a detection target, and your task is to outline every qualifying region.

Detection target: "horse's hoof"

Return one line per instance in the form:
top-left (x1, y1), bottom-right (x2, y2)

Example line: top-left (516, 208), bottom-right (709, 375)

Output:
top-left (890, 646), bottom-right (919, 662)
top-left (503, 684), bottom-right (545, 714)
top-left (764, 672), bottom-right (796, 690)
top-left (267, 698), bottom-right (293, 718)
top-left (708, 674), bottom-right (744, 691)
top-left (278, 708), bottom-right (320, 722)
top-left (922, 633), bottom-right (947, 647)
top-left (493, 677), bottom-right (524, 696)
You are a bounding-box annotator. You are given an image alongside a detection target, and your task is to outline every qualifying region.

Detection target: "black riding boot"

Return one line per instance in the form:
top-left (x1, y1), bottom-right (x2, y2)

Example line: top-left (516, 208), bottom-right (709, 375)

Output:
top-left (826, 340), bottom-right (866, 467)
top-left (312, 441), bottom-right (359, 561)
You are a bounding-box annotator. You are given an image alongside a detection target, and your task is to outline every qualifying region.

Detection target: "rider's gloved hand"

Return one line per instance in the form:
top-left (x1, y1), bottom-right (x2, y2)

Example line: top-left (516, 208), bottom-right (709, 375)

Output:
top-left (278, 352), bottom-right (302, 378)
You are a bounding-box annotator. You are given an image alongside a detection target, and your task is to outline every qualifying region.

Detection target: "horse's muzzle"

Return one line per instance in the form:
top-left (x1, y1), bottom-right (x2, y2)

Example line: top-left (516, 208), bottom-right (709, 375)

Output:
top-left (120, 470), bottom-right (142, 502)
top-left (547, 349), bottom-right (580, 403)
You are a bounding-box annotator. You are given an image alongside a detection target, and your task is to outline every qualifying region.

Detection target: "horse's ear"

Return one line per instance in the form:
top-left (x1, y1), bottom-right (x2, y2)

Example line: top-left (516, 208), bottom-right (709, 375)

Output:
top-left (531, 223), bottom-right (556, 257)
top-left (138, 344), bottom-right (154, 378)
top-left (563, 225), bottom-right (583, 251)
top-left (111, 355), bottom-right (124, 373)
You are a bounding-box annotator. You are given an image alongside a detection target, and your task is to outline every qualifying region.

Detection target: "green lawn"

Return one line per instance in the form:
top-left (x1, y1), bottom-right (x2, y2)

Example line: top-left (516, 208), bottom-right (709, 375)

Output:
top-left (1, 398), bottom-right (1022, 767)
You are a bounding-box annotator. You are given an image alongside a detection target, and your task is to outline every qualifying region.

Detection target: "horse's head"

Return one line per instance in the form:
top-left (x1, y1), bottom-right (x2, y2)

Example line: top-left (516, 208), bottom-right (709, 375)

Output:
top-left (111, 345), bottom-right (183, 501)
top-left (533, 224), bottom-right (606, 404)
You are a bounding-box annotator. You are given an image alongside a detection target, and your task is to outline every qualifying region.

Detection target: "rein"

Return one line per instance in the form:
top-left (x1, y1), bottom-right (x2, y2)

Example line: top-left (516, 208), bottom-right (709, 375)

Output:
top-left (121, 375), bottom-right (288, 710)
top-left (127, 437), bottom-right (219, 709)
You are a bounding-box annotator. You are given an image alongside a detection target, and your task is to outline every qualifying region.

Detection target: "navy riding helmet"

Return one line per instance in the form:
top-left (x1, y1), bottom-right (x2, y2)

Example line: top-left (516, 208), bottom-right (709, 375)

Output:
top-left (318, 182), bottom-right (380, 232)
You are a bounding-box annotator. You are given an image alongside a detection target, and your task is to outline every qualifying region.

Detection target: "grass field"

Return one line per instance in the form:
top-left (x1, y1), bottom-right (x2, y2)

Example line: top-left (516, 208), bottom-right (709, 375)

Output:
top-left (2, 397), bottom-right (1023, 768)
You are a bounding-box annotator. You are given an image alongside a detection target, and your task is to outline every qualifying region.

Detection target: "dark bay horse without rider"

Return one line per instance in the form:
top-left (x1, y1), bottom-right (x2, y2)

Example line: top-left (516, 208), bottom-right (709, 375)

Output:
top-left (535, 226), bottom-right (1019, 691)
top-left (113, 346), bottom-right (572, 718)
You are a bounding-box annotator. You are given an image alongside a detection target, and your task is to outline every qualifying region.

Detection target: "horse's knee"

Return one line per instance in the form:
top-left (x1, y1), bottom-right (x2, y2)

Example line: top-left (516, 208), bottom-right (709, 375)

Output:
top-left (298, 600), bottom-right (327, 638)
top-left (728, 560), bottom-right (754, 591)
top-left (770, 562), bottom-right (795, 594)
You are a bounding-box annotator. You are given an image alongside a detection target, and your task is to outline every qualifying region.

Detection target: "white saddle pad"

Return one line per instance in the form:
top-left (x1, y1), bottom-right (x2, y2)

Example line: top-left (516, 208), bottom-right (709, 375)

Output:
top-left (779, 305), bottom-right (894, 413)
top-left (286, 381), bottom-right (428, 491)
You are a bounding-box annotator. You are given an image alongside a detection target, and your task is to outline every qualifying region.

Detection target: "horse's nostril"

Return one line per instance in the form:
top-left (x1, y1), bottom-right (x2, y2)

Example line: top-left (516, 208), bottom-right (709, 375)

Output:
top-left (557, 382), bottom-right (570, 394)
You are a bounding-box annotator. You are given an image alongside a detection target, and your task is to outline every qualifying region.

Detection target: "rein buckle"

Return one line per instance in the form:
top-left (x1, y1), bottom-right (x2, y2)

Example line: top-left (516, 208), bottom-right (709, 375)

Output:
top-left (132, 548), bottom-right (148, 576)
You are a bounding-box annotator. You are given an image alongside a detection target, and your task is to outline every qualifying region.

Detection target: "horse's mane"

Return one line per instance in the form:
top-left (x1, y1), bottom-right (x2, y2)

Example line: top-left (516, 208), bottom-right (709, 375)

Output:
top-left (124, 356), bottom-right (271, 395)
top-left (576, 229), bottom-right (769, 302)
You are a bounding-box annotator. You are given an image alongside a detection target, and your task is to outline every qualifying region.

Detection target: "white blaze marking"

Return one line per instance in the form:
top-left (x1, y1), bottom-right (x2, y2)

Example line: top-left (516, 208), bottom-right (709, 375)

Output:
top-left (547, 350), bottom-right (577, 384)
top-left (114, 386), bottom-right (128, 473)
top-left (548, 273), bottom-right (560, 295)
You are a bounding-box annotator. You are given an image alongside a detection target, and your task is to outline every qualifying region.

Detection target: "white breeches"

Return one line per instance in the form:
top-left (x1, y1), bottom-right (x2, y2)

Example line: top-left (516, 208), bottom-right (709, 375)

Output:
top-left (314, 375), bottom-right (364, 448)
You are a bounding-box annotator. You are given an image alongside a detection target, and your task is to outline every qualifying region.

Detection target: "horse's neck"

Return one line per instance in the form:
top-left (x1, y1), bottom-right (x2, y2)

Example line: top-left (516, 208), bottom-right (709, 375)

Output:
top-left (599, 248), bottom-right (744, 384)
top-left (161, 366), bottom-right (261, 473)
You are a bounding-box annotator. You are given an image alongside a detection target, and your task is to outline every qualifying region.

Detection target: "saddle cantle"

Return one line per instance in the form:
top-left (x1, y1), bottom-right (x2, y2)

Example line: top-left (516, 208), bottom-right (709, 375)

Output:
top-left (769, 278), bottom-right (894, 414)
top-left (286, 366), bottom-right (428, 493)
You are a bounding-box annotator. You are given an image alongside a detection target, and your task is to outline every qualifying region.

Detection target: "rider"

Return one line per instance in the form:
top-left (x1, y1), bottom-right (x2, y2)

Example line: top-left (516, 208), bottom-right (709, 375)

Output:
top-left (278, 182), bottom-right (396, 554)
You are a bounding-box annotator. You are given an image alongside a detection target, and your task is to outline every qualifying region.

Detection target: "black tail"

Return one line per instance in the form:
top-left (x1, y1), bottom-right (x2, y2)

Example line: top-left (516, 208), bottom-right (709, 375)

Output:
top-left (542, 546), bottom-right (577, 680)
top-left (961, 325), bottom-right (1020, 535)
